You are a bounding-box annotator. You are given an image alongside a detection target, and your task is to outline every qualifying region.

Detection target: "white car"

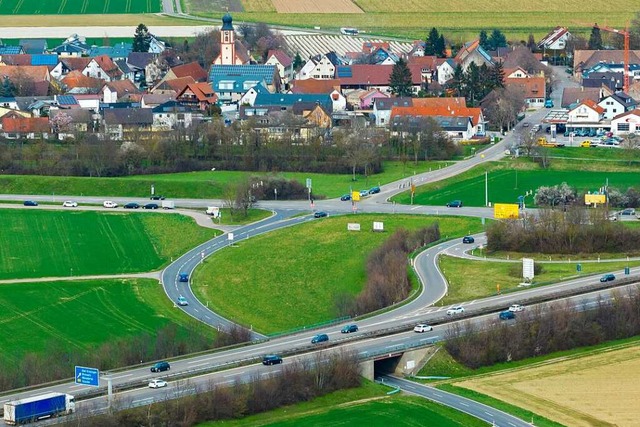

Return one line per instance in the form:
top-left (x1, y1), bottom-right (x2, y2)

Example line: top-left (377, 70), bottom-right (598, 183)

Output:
top-left (103, 201), bottom-right (118, 208)
top-left (177, 296), bottom-right (188, 306)
top-left (62, 201), bottom-right (78, 207)
top-left (413, 324), bottom-right (433, 333)
top-left (447, 306), bottom-right (465, 315)
top-left (509, 304), bottom-right (525, 312)
top-left (148, 379), bottom-right (167, 388)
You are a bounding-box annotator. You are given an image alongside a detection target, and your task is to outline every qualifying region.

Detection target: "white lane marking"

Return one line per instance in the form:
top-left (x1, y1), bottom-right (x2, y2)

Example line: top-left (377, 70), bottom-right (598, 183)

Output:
top-left (111, 374), bottom-right (133, 380)
top-left (460, 402), bottom-right (469, 407)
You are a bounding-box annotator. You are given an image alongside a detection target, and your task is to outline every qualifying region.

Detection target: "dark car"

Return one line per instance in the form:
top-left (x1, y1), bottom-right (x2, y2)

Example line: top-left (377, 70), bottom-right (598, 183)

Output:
top-left (150, 361), bottom-right (170, 372)
top-left (178, 273), bottom-right (189, 282)
top-left (124, 202), bottom-right (140, 209)
top-left (446, 200), bottom-right (462, 208)
top-left (462, 236), bottom-right (475, 244)
top-left (143, 203), bottom-right (159, 210)
top-left (311, 333), bottom-right (329, 344)
top-left (499, 310), bottom-right (515, 320)
top-left (262, 355), bottom-right (283, 365)
top-left (368, 186), bottom-right (381, 194)
top-left (341, 324), bottom-right (358, 333)
top-left (340, 194), bottom-right (351, 201)
top-left (600, 273), bottom-right (616, 283)
top-left (23, 200), bottom-right (38, 206)
top-left (314, 211), bottom-right (328, 218)
top-left (150, 195), bottom-right (165, 200)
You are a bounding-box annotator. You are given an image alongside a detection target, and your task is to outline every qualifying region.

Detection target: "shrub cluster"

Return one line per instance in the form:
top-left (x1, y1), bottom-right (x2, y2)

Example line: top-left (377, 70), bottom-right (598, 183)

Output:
top-left (445, 287), bottom-right (640, 369)
top-left (0, 324), bottom-right (251, 393)
top-left (335, 224), bottom-right (440, 317)
top-left (62, 351), bottom-right (361, 426)
top-left (248, 175), bottom-right (312, 200)
top-left (487, 208), bottom-right (640, 254)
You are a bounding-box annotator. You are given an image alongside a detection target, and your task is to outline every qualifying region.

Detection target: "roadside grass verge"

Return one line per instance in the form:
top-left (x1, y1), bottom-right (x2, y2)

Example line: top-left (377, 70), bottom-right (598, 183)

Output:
top-left (0, 209), bottom-right (218, 279)
top-left (438, 255), bottom-right (640, 305)
top-left (192, 215), bottom-right (483, 334)
top-left (203, 380), bottom-right (487, 426)
top-left (0, 161), bottom-right (445, 200)
top-left (0, 278), bottom-right (216, 364)
top-left (392, 160), bottom-right (640, 207)
top-left (199, 207), bottom-right (272, 226)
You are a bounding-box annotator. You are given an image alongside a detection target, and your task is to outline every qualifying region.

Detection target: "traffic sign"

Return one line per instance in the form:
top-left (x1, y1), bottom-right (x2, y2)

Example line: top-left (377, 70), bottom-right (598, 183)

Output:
top-left (75, 366), bottom-right (99, 387)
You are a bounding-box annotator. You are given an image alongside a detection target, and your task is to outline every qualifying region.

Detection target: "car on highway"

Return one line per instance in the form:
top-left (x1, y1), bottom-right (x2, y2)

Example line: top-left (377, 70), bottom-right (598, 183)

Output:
top-left (340, 194), bottom-right (351, 201)
top-left (150, 195), bottom-right (165, 200)
top-left (23, 200), bottom-right (38, 206)
top-left (508, 304), bottom-right (524, 312)
top-left (499, 310), bottom-right (516, 320)
top-left (314, 211), bottom-right (328, 218)
top-left (341, 324), bottom-right (358, 333)
top-left (148, 379), bottom-right (167, 388)
top-left (462, 236), bottom-right (475, 244)
top-left (600, 273), bottom-right (616, 283)
top-left (143, 203), bottom-right (159, 209)
top-left (176, 296), bottom-right (189, 306)
top-left (368, 186), bottom-right (381, 194)
top-left (103, 201), bottom-right (118, 208)
top-left (446, 306), bottom-right (465, 315)
top-left (446, 200), bottom-right (462, 208)
top-left (359, 190), bottom-right (369, 197)
top-left (150, 361), bottom-right (170, 372)
top-left (413, 324), bottom-right (433, 333)
top-left (178, 273), bottom-right (189, 282)
top-left (311, 333), bottom-right (329, 344)
top-left (124, 202), bottom-right (140, 209)
top-left (62, 201), bottom-right (78, 207)
top-left (262, 355), bottom-right (283, 365)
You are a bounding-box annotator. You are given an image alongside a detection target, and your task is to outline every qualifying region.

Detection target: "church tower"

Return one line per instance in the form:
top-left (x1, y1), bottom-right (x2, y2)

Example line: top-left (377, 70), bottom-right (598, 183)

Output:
top-left (217, 13), bottom-right (235, 65)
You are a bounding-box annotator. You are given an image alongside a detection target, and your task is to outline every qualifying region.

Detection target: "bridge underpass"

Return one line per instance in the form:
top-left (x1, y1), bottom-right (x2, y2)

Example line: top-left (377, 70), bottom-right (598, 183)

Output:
top-left (359, 346), bottom-right (435, 381)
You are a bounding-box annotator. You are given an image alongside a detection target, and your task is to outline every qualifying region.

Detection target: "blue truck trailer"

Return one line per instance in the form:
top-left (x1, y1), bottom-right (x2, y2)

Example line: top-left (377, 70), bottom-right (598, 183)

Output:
top-left (4, 392), bottom-right (75, 425)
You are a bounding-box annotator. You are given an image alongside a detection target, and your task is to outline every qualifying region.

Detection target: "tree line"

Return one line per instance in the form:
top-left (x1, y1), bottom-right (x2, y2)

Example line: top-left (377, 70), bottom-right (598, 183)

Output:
top-left (486, 208), bottom-right (640, 254)
top-left (61, 351), bottom-right (361, 427)
top-left (445, 287), bottom-right (640, 369)
top-left (334, 224), bottom-right (441, 317)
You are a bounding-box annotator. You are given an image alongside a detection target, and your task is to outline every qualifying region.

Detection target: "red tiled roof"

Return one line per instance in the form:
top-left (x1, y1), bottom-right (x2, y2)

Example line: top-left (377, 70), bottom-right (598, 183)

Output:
top-left (2, 117), bottom-right (49, 133)
top-left (0, 65), bottom-right (50, 96)
top-left (1, 54), bottom-right (32, 66)
top-left (170, 61), bottom-right (207, 82)
top-left (504, 76), bottom-right (545, 99)
top-left (178, 82), bottom-right (217, 102)
top-left (362, 42), bottom-right (390, 54)
top-left (103, 79), bottom-right (139, 95)
top-left (290, 78), bottom-right (341, 94)
top-left (612, 108), bottom-right (640, 121)
top-left (152, 76), bottom-right (195, 93)
top-left (61, 70), bottom-right (103, 88)
top-left (412, 97), bottom-right (467, 108)
top-left (92, 55), bottom-right (122, 79)
top-left (61, 57), bottom-right (91, 71)
top-left (390, 104), bottom-right (483, 126)
top-left (580, 99), bottom-right (605, 114)
top-left (267, 50), bottom-right (292, 67)
top-left (407, 56), bottom-right (437, 69)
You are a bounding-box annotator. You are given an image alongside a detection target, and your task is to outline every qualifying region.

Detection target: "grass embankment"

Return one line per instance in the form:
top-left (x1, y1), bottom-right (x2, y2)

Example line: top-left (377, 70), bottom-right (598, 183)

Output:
top-left (204, 207), bottom-right (272, 226)
top-left (438, 255), bottom-right (640, 304)
top-left (0, 278), bottom-right (215, 364)
top-left (392, 158), bottom-right (640, 207)
top-left (203, 380), bottom-right (487, 427)
top-left (0, 161), bottom-right (444, 200)
top-left (0, 209), bottom-right (218, 279)
top-left (0, 14), bottom-right (194, 26)
top-left (193, 214), bottom-right (484, 334)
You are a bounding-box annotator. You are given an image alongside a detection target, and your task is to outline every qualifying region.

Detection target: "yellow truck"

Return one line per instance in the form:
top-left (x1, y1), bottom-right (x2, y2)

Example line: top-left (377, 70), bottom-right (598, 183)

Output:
top-left (537, 137), bottom-right (565, 148)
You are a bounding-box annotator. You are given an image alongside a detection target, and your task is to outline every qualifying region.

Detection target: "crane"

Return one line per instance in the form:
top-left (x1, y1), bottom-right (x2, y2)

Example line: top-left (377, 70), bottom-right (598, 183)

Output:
top-left (593, 23), bottom-right (630, 93)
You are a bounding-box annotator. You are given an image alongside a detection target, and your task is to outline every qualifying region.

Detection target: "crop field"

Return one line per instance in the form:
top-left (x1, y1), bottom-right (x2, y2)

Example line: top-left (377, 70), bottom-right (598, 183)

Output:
top-left (455, 343), bottom-right (640, 427)
top-left (271, 0), bottom-right (363, 14)
top-left (392, 162), bottom-right (640, 207)
top-left (0, 209), bottom-right (217, 279)
top-left (0, 0), bottom-right (160, 14)
top-left (192, 214), bottom-right (483, 334)
top-left (0, 278), bottom-right (213, 364)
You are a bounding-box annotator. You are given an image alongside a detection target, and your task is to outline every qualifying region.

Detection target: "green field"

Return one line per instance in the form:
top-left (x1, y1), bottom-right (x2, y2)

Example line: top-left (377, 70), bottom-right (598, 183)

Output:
top-left (0, 161), bottom-right (445, 200)
top-left (0, 209), bottom-right (218, 279)
top-left (204, 381), bottom-right (487, 427)
top-left (0, 278), bottom-right (214, 364)
top-left (0, 0), bottom-right (160, 14)
top-left (392, 161), bottom-right (640, 207)
top-left (192, 214), bottom-right (483, 334)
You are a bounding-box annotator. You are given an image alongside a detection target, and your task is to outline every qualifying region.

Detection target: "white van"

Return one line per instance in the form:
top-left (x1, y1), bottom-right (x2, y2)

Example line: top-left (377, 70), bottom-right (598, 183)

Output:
top-left (103, 201), bottom-right (118, 208)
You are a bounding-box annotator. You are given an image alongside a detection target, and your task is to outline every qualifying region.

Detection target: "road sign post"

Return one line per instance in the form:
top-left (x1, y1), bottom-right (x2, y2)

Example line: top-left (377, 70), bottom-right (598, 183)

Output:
top-left (75, 366), bottom-right (100, 387)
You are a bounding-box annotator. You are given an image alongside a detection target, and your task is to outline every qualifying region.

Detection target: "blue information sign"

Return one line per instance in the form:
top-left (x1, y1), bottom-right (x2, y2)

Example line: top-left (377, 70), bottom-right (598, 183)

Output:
top-left (75, 366), bottom-right (99, 387)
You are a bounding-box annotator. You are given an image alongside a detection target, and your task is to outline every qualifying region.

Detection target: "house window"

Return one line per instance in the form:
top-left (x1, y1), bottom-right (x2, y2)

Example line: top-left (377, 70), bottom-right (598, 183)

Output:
top-left (617, 123), bottom-right (630, 131)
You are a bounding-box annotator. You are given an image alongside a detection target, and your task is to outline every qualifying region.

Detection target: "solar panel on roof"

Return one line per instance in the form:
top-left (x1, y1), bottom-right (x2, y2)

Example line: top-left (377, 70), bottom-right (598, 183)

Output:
top-left (337, 66), bottom-right (352, 77)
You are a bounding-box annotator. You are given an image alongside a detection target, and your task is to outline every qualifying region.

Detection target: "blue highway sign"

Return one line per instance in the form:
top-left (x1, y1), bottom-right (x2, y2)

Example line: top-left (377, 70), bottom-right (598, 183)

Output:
top-left (75, 366), bottom-right (99, 387)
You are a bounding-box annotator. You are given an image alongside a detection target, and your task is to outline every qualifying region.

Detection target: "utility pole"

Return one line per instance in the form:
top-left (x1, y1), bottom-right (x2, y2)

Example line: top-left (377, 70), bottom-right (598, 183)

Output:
top-left (485, 171), bottom-right (489, 206)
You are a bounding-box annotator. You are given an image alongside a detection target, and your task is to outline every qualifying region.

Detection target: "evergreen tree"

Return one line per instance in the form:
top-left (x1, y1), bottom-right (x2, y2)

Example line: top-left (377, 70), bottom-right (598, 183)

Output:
top-left (489, 62), bottom-right (505, 89)
top-left (488, 29), bottom-right (507, 50)
top-left (425, 27), bottom-right (439, 56)
top-left (389, 58), bottom-right (413, 97)
top-left (0, 77), bottom-right (14, 97)
top-left (436, 34), bottom-right (446, 58)
top-left (465, 62), bottom-right (481, 104)
top-left (588, 25), bottom-right (603, 50)
top-left (133, 23), bottom-right (151, 53)
top-left (293, 52), bottom-right (304, 71)
top-left (448, 64), bottom-right (465, 97)
top-left (527, 33), bottom-right (536, 51)
top-left (479, 30), bottom-right (489, 50)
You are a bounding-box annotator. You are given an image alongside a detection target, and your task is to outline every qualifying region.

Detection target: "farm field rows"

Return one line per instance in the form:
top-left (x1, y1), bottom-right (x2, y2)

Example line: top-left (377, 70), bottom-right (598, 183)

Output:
top-left (0, 0), bottom-right (160, 14)
top-left (0, 209), bottom-right (218, 279)
top-left (455, 344), bottom-right (640, 427)
top-left (192, 214), bottom-right (483, 334)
